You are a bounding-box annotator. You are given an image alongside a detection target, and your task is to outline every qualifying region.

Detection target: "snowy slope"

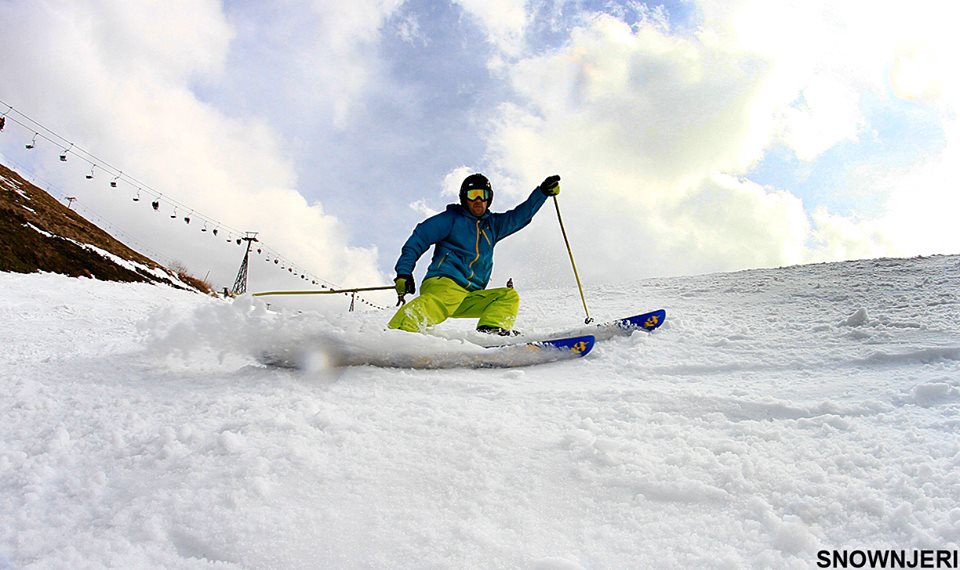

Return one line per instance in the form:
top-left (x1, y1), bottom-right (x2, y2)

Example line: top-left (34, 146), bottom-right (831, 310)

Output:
top-left (2, 256), bottom-right (959, 569)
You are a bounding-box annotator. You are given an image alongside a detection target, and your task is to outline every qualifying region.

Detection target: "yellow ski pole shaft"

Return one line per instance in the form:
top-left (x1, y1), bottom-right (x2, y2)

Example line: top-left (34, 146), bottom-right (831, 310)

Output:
top-left (553, 195), bottom-right (593, 324)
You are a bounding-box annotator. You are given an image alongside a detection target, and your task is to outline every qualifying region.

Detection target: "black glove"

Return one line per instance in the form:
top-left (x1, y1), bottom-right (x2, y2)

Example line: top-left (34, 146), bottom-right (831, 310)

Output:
top-left (539, 174), bottom-right (560, 196)
top-left (395, 274), bottom-right (416, 296)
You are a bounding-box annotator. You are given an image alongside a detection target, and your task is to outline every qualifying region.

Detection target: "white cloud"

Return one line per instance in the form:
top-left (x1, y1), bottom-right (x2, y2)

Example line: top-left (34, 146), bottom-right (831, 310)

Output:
top-left (480, 13), bottom-right (807, 281)
top-left (395, 14), bottom-right (428, 46)
top-left (0, 0), bottom-right (389, 301)
top-left (219, 0), bottom-right (405, 130)
top-left (453, 0), bottom-right (528, 61)
top-left (806, 209), bottom-right (898, 263)
top-left (872, 3), bottom-right (960, 113)
top-left (479, 1), bottom-right (960, 281)
top-left (873, 121), bottom-right (960, 255)
top-left (779, 77), bottom-right (864, 161)
top-left (80, 0), bottom-right (233, 81)
top-left (442, 166), bottom-right (475, 200)
top-left (5, 0), bottom-right (960, 301)
top-left (408, 198), bottom-right (440, 218)
top-left (777, 0), bottom-right (960, 260)
top-left (669, 174), bottom-right (810, 271)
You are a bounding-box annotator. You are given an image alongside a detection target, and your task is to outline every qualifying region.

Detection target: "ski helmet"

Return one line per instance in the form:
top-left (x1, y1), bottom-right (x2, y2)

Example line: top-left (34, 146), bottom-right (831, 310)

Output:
top-left (459, 173), bottom-right (493, 207)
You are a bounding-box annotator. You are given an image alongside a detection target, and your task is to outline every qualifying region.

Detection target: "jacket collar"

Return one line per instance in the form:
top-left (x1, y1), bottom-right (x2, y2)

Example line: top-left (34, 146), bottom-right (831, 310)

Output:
top-left (447, 203), bottom-right (490, 220)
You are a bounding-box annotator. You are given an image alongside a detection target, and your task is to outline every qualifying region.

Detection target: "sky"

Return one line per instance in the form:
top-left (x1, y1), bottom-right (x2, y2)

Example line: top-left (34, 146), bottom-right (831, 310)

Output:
top-left (2, 0), bottom-right (960, 306)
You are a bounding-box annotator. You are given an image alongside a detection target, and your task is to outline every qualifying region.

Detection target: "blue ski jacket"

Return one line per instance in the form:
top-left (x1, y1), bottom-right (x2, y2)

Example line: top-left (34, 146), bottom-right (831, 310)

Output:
top-left (395, 187), bottom-right (549, 291)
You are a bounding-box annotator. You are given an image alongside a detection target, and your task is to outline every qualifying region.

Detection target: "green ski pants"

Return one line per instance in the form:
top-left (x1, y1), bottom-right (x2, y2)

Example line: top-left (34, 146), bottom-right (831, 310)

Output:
top-left (387, 276), bottom-right (520, 332)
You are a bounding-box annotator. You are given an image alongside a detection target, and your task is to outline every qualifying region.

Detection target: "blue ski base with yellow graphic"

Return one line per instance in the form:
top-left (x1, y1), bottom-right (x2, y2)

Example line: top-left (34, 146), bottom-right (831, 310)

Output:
top-left (611, 309), bottom-right (666, 335)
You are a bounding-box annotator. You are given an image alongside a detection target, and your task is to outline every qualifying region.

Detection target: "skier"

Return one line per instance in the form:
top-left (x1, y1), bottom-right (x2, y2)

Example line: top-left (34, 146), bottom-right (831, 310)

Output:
top-left (389, 173), bottom-right (561, 335)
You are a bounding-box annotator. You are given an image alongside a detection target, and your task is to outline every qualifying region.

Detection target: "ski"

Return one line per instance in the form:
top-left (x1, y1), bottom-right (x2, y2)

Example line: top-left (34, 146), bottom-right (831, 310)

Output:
top-left (257, 334), bottom-right (595, 370)
top-left (255, 309), bottom-right (663, 371)
top-left (608, 308), bottom-right (666, 335)
top-left (514, 308), bottom-right (666, 344)
top-left (522, 334), bottom-right (595, 357)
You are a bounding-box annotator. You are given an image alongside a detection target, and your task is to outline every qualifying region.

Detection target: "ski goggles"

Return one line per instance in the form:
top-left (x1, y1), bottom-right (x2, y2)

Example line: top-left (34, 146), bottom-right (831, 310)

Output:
top-left (464, 188), bottom-right (491, 201)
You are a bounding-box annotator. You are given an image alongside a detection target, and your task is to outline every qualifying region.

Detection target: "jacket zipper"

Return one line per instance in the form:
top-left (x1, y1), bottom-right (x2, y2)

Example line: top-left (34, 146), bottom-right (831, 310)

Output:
top-left (467, 219), bottom-right (483, 281)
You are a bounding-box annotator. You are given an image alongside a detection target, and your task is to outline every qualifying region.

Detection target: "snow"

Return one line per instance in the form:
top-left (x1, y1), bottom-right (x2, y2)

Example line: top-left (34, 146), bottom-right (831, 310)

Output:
top-left (3, 256), bottom-right (960, 568)
top-left (1, 176), bottom-right (29, 200)
top-left (23, 223), bottom-right (194, 289)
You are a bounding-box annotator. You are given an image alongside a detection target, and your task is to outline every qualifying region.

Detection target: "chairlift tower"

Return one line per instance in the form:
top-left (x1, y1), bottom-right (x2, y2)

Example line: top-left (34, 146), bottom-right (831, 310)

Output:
top-left (231, 232), bottom-right (260, 295)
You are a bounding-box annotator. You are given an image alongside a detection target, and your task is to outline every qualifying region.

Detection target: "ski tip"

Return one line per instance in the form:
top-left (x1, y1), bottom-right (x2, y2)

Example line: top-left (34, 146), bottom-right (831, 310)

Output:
top-left (619, 309), bottom-right (666, 332)
top-left (538, 334), bottom-right (596, 357)
top-left (642, 309), bottom-right (666, 331)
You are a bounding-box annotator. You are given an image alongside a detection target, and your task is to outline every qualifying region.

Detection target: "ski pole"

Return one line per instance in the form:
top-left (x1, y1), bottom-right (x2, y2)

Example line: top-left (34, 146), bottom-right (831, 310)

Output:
top-left (252, 285), bottom-right (395, 297)
top-left (552, 195), bottom-right (593, 324)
